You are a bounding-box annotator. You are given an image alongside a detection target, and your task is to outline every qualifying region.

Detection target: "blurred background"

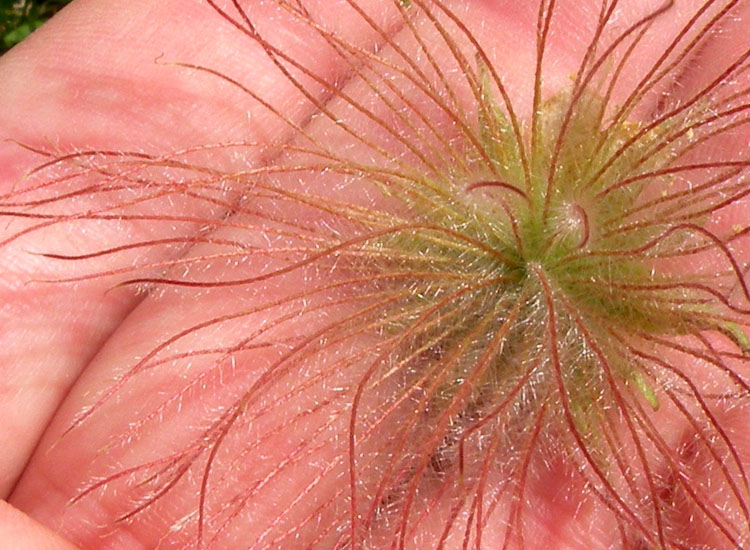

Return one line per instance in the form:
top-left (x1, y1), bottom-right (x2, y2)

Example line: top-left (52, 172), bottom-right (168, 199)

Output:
top-left (1, 0), bottom-right (72, 53)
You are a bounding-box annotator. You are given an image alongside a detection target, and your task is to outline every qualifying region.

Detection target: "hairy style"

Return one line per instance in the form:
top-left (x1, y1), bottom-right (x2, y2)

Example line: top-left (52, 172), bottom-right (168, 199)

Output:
top-left (4, 1), bottom-right (750, 549)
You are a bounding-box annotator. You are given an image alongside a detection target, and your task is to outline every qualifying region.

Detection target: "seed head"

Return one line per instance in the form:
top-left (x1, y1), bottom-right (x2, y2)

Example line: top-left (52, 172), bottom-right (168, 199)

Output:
top-left (4, 1), bottom-right (750, 549)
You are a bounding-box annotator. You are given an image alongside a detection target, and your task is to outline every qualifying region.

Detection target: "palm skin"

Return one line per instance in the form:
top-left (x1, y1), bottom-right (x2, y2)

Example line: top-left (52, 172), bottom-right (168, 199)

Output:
top-left (1, 1), bottom-right (750, 549)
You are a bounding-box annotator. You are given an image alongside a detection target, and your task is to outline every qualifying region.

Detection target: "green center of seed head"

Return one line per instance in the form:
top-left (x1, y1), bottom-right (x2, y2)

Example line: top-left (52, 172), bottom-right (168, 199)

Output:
top-left (473, 77), bottom-right (676, 332)
top-left (421, 81), bottom-right (698, 413)
top-left (378, 63), bottom-right (747, 423)
top-left (470, 76), bottom-right (748, 409)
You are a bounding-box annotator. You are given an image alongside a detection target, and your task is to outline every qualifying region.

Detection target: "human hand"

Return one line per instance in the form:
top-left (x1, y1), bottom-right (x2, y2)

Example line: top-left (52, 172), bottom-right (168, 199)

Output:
top-left (1, 1), bottom-right (750, 549)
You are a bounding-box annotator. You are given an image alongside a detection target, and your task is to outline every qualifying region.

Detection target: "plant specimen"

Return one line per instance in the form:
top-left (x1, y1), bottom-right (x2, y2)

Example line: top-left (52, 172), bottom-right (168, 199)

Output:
top-left (3, 0), bottom-right (750, 549)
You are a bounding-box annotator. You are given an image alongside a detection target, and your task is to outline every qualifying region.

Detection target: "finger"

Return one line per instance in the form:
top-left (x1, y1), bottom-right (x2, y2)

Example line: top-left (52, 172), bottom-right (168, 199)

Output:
top-left (0, 500), bottom-right (81, 550)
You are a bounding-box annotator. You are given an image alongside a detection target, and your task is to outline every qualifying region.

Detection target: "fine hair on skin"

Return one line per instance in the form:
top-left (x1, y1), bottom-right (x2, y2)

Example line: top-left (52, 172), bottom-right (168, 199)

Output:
top-left (3, 0), bottom-right (750, 549)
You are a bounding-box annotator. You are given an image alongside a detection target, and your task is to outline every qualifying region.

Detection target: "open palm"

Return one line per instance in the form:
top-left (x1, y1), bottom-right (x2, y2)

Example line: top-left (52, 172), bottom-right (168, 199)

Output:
top-left (1, 1), bottom-right (750, 549)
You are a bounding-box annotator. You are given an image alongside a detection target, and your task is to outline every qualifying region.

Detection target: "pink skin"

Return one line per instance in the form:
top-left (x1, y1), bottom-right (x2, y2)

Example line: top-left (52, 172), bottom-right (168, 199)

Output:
top-left (0, 0), bottom-right (749, 548)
